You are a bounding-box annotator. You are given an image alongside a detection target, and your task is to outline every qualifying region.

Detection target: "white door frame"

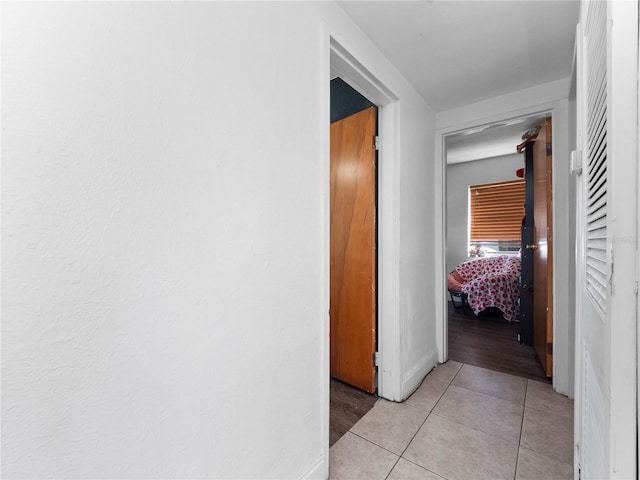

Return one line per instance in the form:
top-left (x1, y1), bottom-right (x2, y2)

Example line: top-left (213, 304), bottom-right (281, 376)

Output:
top-left (637, 1), bottom-right (640, 469)
top-left (325, 37), bottom-right (400, 400)
top-left (318, 32), bottom-right (402, 479)
top-left (434, 96), bottom-right (574, 396)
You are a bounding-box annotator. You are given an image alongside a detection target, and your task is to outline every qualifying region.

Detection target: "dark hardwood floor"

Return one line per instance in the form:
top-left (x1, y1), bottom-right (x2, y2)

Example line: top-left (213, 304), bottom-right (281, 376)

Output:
top-left (329, 378), bottom-right (377, 446)
top-left (448, 301), bottom-right (550, 383)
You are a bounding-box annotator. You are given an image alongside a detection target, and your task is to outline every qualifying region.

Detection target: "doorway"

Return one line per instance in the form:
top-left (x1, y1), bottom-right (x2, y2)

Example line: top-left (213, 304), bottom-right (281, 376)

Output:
top-left (328, 76), bottom-right (381, 447)
top-left (443, 113), bottom-right (553, 380)
top-left (329, 78), bottom-right (378, 393)
top-left (326, 38), bottom-right (403, 454)
top-left (327, 37), bottom-right (400, 404)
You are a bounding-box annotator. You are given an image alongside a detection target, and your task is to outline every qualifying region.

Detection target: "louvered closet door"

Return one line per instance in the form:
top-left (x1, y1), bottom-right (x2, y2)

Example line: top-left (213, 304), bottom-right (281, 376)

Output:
top-left (584, 0), bottom-right (608, 313)
top-left (576, 3), bottom-right (610, 477)
top-left (575, 1), bottom-right (639, 478)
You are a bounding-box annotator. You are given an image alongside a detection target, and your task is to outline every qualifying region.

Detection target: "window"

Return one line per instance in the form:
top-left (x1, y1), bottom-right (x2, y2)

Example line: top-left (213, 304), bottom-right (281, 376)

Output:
top-left (469, 180), bottom-right (525, 254)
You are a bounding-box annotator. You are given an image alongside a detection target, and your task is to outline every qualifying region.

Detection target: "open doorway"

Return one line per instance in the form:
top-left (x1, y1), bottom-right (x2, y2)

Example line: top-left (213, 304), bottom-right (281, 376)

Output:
top-left (329, 78), bottom-right (378, 394)
top-left (327, 36), bottom-right (399, 394)
top-left (328, 77), bottom-right (380, 446)
top-left (444, 113), bottom-right (552, 381)
top-left (327, 37), bottom-right (404, 451)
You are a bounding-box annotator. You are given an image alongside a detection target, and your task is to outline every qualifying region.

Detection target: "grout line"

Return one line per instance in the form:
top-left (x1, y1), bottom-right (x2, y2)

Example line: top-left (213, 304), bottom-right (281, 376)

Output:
top-left (449, 363), bottom-right (464, 384)
top-left (447, 383), bottom-right (526, 407)
top-left (383, 456), bottom-right (400, 480)
top-left (517, 443), bottom-right (575, 468)
top-left (517, 444), bottom-right (575, 467)
top-left (524, 404), bottom-right (573, 418)
top-left (396, 362), bottom-right (462, 461)
top-left (395, 457), bottom-right (447, 479)
top-left (395, 411), bottom-right (433, 467)
top-left (518, 380), bottom-right (528, 446)
top-left (348, 406), bottom-right (434, 460)
top-left (429, 412), bottom-right (521, 446)
top-left (396, 382), bottom-right (449, 459)
top-left (347, 431), bottom-right (401, 458)
top-left (513, 380), bottom-right (529, 480)
top-left (512, 447), bottom-right (520, 480)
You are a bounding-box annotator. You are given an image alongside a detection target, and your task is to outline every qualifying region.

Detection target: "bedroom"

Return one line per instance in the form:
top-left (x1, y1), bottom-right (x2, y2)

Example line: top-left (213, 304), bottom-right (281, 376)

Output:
top-left (445, 115), bottom-right (550, 380)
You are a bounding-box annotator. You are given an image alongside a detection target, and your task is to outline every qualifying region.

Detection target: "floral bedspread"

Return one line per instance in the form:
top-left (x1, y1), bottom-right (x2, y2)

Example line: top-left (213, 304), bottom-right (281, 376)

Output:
top-left (455, 255), bottom-right (521, 322)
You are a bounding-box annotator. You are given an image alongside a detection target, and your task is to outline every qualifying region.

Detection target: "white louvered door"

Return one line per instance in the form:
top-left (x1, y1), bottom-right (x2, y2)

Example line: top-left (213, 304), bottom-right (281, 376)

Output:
top-left (575, 1), bottom-right (639, 479)
top-left (583, 0), bottom-right (608, 316)
top-left (575, 4), bottom-right (609, 475)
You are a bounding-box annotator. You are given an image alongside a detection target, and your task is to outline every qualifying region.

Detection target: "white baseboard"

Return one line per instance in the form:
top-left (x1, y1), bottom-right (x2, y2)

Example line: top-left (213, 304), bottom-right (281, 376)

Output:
top-left (299, 455), bottom-right (327, 480)
top-left (400, 349), bottom-right (439, 400)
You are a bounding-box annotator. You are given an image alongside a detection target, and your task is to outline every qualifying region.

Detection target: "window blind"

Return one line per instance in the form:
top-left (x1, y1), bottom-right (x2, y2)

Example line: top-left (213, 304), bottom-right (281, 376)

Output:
top-left (469, 180), bottom-right (525, 243)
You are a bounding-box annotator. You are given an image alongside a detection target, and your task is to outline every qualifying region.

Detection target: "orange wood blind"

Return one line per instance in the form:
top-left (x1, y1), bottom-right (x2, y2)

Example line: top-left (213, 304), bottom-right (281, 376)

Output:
top-left (469, 180), bottom-right (525, 243)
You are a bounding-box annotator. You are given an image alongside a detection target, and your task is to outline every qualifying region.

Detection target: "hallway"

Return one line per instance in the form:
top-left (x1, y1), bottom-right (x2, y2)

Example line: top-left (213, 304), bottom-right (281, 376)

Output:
top-left (329, 361), bottom-right (573, 479)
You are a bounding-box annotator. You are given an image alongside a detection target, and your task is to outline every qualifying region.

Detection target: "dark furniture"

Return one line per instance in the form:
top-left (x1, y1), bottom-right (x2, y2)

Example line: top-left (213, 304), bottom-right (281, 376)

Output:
top-left (519, 141), bottom-right (534, 345)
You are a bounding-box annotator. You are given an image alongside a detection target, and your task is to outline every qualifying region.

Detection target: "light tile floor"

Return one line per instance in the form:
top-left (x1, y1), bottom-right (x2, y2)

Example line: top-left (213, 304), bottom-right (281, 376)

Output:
top-left (329, 361), bottom-right (574, 480)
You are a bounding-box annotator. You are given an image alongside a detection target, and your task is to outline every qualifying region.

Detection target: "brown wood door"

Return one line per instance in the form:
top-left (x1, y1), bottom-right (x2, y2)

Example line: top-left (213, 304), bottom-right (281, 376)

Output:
top-left (532, 117), bottom-right (553, 376)
top-left (330, 107), bottom-right (376, 393)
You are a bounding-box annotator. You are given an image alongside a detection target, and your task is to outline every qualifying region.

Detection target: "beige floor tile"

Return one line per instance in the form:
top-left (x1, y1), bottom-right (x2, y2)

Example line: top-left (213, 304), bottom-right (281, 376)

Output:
top-left (387, 458), bottom-right (444, 480)
top-left (433, 385), bottom-right (524, 443)
top-left (351, 399), bottom-right (429, 455)
top-left (452, 364), bottom-right (527, 404)
top-left (403, 414), bottom-right (518, 480)
top-left (404, 376), bottom-right (449, 412)
top-left (426, 360), bottom-right (462, 384)
top-left (520, 407), bottom-right (573, 464)
top-left (329, 432), bottom-right (399, 480)
top-left (526, 380), bottom-right (573, 418)
top-left (515, 446), bottom-right (573, 480)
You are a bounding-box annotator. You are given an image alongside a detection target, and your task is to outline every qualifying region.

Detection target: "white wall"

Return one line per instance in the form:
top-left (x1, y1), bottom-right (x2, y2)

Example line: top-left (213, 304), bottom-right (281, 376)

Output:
top-left (398, 100), bottom-right (438, 399)
top-left (1, 2), bottom-right (437, 478)
top-left (434, 79), bottom-right (575, 396)
top-left (446, 153), bottom-right (523, 274)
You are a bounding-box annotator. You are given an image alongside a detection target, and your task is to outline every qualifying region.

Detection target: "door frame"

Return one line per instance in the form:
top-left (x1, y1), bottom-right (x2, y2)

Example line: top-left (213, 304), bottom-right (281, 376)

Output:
top-left (435, 95), bottom-right (574, 396)
top-left (326, 38), bottom-right (399, 396)
top-left (320, 34), bottom-right (400, 469)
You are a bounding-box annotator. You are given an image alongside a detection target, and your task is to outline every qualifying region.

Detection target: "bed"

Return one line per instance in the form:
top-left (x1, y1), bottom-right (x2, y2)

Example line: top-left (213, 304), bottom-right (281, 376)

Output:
top-left (447, 255), bottom-right (521, 322)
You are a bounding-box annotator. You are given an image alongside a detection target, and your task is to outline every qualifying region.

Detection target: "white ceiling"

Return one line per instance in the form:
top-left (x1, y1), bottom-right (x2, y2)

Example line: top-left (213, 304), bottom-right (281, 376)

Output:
top-left (446, 114), bottom-right (546, 164)
top-left (337, 0), bottom-right (580, 112)
top-left (337, 0), bottom-right (579, 163)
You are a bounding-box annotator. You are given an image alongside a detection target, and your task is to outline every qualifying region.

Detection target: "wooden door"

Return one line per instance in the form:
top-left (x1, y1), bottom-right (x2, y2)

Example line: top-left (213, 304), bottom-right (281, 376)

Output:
top-left (532, 118), bottom-right (553, 376)
top-left (330, 107), bottom-right (376, 393)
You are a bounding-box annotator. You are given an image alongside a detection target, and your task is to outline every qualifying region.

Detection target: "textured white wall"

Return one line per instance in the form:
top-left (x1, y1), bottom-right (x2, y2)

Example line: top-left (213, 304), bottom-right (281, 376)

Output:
top-left (2, 3), bottom-right (326, 478)
top-left (398, 100), bottom-right (438, 399)
top-left (2, 2), bottom-right (437, 478)
top-left (446, 153), bottom-right (523, 274)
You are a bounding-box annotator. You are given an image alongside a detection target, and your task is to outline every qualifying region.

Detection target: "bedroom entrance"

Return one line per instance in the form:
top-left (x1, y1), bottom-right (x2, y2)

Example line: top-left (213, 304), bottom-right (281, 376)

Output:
top-left (444, 113), bottom-right (553, 380)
